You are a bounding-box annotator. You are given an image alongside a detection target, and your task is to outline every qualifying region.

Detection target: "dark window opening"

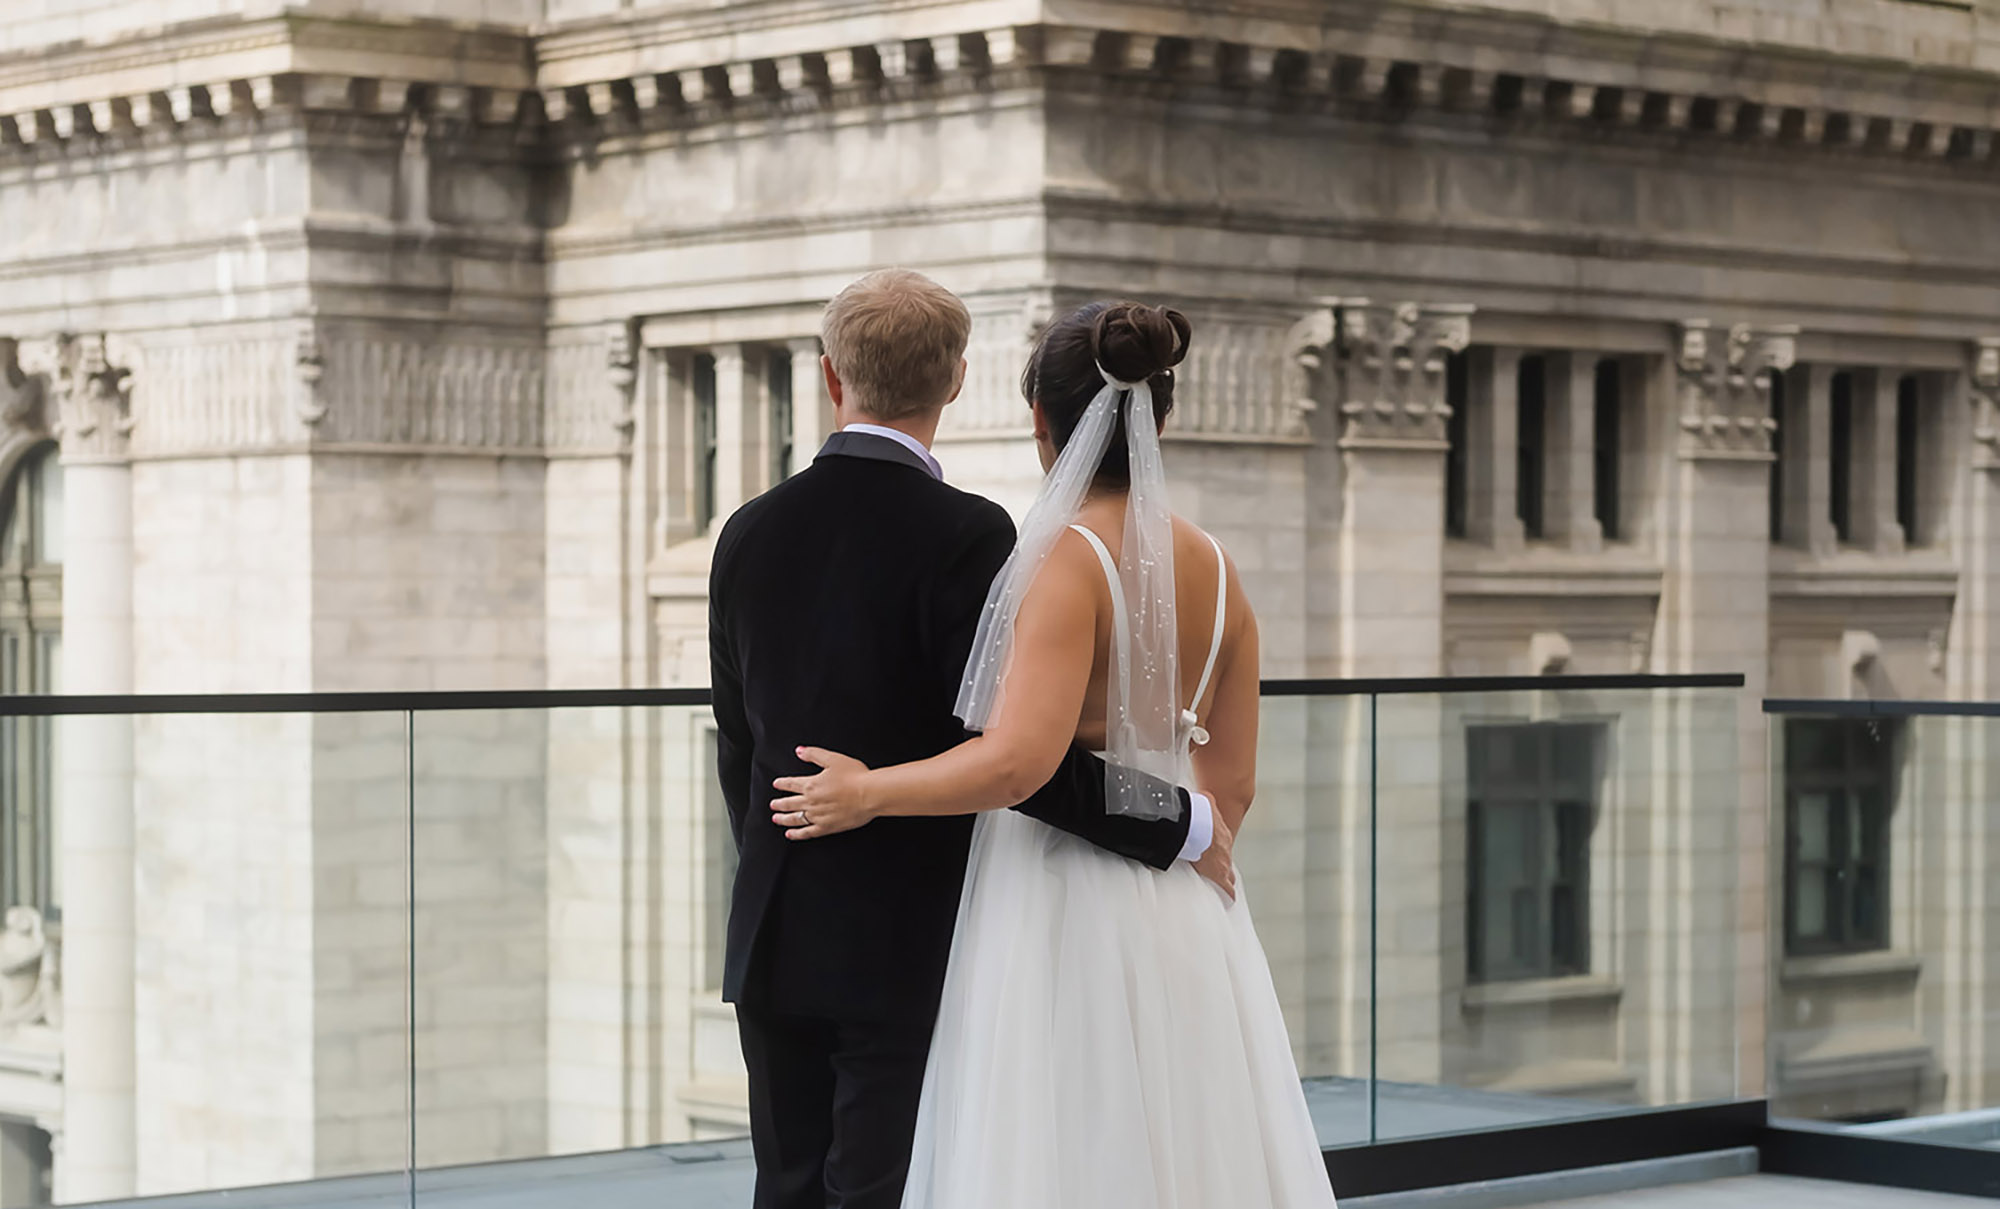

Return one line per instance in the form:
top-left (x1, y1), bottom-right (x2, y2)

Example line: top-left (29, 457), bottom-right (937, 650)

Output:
top-left (1516, 355), bottom-right (1547, 540)
top-left (1592, 359), bottom-right (1622, 541)
top-left (1444, 350), bottom-right (1470, 539)
top-left (693, 353), bottom-right (719, 532)
top-left (1895, 374), bottom-right (1920, 545)
top-left (768, 349), bottom-right (795, 487)
top-left (1829, 371), bottom-right (1854, 544)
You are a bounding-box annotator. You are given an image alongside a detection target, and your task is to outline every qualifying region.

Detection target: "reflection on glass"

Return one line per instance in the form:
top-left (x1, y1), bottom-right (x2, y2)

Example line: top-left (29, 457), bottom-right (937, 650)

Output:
top-left (1782, 719), bottom-right (1895, 957)
top-left (0, 687), bottom-right (1772, 1207)
top-left (1375, 688), bottom-right (1739, 1141)
top-left (1768, 710), bottom-right (2000, 1139)
top-left (1467, 724), bottom-right (1597, 984)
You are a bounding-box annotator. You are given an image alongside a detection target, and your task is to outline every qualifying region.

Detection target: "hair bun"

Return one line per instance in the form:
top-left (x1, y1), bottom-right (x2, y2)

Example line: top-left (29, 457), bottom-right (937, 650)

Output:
top-left (1088, 303), bottom-right (1192, 385)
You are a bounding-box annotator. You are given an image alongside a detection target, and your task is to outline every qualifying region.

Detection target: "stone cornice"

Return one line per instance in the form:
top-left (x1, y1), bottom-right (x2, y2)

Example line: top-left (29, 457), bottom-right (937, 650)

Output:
top-left (0, 16), bottom-right (531, 127)
top-left (5, 11), bottom-right (2000, 168)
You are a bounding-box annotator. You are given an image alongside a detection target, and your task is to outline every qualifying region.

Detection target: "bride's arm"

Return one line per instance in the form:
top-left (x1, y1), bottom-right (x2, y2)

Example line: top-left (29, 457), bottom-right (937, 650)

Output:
top-left (773, 537), bottom-right (1103, 830)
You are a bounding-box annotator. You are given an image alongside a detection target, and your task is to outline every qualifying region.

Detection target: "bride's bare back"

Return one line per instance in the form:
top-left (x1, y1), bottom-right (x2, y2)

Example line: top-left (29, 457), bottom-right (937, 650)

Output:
top-left (1048, 495), bottom-right (1262, 829)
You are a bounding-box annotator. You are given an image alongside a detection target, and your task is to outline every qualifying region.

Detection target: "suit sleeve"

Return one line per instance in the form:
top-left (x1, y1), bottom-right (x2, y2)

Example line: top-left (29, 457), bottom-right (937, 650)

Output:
top-left (933, 502), bottom-right (1193, 871)
top-left (709, 533), bottom-right (753, 853)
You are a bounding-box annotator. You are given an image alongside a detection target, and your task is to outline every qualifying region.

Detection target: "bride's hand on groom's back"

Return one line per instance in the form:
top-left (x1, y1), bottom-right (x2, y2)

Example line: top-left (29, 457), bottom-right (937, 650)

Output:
top-left (772, 747), bottom-right (877, 840)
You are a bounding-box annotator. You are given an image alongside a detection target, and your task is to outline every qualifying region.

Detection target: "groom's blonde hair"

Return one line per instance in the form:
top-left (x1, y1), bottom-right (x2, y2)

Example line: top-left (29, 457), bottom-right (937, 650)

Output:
top-left (820, 269), bottom-right (972, 421)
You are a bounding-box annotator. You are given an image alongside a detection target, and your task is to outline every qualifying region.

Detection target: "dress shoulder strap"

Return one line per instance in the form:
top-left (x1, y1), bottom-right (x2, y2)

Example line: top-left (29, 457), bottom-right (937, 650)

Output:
top-left (1067, 524), bottom-right (1131, 672)
top-left (1188, 533), bottom-right (1229, 718)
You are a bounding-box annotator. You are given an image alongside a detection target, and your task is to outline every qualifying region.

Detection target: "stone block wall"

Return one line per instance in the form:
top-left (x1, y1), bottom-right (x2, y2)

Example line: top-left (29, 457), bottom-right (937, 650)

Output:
top-left (130, 711), bottom-right (319, 1195)
top-left (408, 707), bottom-right (550, 1169)
top-left (309, 454), bottom-right (547, 693)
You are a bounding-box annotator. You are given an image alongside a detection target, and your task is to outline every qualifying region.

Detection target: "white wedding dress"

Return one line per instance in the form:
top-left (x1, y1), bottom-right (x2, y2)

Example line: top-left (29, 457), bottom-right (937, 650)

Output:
top-left (900, 524), bottom-right (1338, 1209)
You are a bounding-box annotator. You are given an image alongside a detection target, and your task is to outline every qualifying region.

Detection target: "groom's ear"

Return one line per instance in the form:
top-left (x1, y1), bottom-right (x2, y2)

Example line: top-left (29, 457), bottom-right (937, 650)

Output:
top-left (822, 354), bottom-right (845, 413)
top-left (943, 356), bottom-right (968, 406)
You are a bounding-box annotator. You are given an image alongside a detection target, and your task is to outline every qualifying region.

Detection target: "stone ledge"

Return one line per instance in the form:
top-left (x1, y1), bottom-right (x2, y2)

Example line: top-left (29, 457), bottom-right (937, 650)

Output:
top-left (1461, 972), bottom-right (1624, 1011)
top-left (1779, 949), bottom-right (1924, 984)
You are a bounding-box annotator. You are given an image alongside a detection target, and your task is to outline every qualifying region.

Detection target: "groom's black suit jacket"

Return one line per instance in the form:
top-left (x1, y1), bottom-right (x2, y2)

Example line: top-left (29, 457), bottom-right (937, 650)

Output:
top-left (709, 430), bottom-right (1194, 1021)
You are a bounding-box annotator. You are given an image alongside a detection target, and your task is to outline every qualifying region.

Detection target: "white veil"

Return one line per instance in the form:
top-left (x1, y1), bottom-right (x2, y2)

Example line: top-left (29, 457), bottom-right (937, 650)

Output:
top-left (955, 346), bottom-right (1185, 822)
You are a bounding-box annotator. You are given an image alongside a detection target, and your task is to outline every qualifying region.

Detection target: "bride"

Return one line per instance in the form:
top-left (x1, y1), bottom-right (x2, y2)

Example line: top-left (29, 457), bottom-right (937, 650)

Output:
top-left (769, 301), bottom-right (1338, 1208)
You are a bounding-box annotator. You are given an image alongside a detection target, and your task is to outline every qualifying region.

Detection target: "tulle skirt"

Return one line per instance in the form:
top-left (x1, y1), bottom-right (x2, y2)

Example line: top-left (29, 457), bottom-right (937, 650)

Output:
top-left (900, 809), bottom-right (1339, 1209)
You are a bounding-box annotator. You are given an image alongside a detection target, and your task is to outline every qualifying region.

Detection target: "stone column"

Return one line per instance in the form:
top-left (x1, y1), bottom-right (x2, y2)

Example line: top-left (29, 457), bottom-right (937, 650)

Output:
top-left (1322, 300), bottom-right (1473, 679)
top-left (51, 334), bottom-right (137, 1202)
top-left (1658, 320), bottom-right (1795, 1103)
top-left (1859, 369), bottom-right (1906, 554)
top-left (1300, 300), bottom-right (1472, 1093)
top-left (709, 344), bottom-right (763, 524)
top-left (1467, 347), bottom-right (1526, 553)
top-left (1779, 364), bottom-right (1840, 557)
top-left (1549, 352), bottom-right (1604, 553)
top-left (1946, 338), bottom-right (2000, 1107)
top-left (787, 338), bottom-right (831, 476)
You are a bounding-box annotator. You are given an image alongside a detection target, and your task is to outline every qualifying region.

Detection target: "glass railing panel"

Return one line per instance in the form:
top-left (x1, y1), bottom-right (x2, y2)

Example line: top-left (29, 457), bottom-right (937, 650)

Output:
top-left (1246, 692), bottom-right (1373, 1149)
top-left (1767, 706), bottom-right (2000, 1151)
top-left (410, 703), bottom-right (751, 1208)
top-left (21, 708), bottom-right (414, 1209)
top-left (1368, 684), bottom-right (1742, 1140)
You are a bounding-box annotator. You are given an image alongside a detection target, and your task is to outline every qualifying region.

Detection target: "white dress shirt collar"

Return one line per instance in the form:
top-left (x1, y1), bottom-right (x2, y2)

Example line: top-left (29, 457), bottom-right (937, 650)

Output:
top-left (841, 423), bottom-right (944, 481)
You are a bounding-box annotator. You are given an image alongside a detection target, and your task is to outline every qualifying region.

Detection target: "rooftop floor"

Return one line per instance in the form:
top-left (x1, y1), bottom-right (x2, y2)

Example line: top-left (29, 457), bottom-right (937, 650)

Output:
top-left (74, 1082), bottom-right (1995, 1209)
top-left (1531, 1174), bottom-right (1996, 1208)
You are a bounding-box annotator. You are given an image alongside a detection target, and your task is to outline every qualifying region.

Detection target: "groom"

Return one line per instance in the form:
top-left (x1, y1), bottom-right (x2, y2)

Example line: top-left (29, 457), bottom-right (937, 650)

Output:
top-left (709, 269), bottom-right (1231, 1209)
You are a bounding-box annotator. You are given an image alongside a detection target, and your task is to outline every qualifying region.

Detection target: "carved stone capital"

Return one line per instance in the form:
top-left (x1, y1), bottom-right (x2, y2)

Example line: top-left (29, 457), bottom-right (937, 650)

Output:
top-left (608, 321), bottom-right (638, 448)
top-left (1674, 320), bottom-right (1794, 460)
top-left (53, 333), bottom-right (135, 462)
top-left (1316, 299), bottom-right (1474, 450)
top-left (0, 337), bottom-right (49, 443)
top-left (1972, 337), bottom-right (2000, 471)
top-left (1281, 307), bottom-right (1338, 439)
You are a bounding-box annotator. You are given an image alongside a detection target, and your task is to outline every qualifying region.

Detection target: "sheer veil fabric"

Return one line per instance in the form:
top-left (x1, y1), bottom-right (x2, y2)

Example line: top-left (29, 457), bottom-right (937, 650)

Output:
top-left (954, 367), bottom-right (1183, 821)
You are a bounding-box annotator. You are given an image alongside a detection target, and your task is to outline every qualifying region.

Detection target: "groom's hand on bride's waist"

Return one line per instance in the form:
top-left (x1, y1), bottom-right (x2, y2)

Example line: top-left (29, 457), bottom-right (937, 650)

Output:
top-left (1192, 809), bottom-right (1236, 901)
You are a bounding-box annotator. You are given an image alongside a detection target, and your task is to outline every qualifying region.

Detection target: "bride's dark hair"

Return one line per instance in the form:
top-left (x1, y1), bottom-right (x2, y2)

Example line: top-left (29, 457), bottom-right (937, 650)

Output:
top-left (1021, 301), bottom-right (1192, 488)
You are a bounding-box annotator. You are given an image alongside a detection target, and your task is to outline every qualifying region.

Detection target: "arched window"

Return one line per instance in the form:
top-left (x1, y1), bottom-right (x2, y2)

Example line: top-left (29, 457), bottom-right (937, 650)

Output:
top-left (0, 442), bottom-right (61, 919)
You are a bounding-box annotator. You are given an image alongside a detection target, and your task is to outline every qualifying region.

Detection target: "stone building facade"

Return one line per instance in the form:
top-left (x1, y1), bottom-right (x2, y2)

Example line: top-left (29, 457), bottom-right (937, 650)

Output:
top-left (2, 0), bottom-right (1999, 1202)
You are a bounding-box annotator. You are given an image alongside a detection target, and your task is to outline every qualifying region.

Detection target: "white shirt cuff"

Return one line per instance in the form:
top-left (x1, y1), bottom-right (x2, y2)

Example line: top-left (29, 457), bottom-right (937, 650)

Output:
top-left (1177, 791), bottom-right (1214, 863)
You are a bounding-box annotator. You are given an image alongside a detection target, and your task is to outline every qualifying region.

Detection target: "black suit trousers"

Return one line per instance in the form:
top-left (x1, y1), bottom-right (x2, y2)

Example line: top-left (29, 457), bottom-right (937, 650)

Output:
top-left (736, 1003), bottom-right (934, 1209)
